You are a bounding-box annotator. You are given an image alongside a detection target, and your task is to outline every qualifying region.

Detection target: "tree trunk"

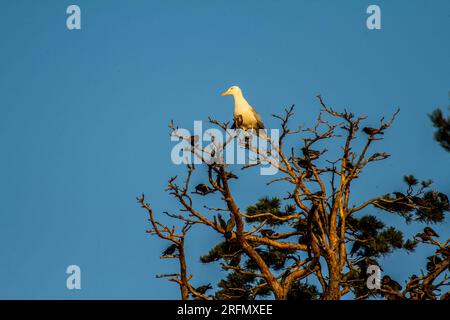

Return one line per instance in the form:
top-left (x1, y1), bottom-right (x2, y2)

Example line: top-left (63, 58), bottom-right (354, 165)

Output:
top-left (322, 259), bottom-right (341, 300)
top-left (178, 241), bottom-right (190, 300)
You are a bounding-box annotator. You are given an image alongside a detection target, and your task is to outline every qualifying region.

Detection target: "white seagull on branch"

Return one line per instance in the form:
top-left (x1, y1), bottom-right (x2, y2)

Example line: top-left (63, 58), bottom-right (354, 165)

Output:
top-left (221, 86), bottom-right (266, 137)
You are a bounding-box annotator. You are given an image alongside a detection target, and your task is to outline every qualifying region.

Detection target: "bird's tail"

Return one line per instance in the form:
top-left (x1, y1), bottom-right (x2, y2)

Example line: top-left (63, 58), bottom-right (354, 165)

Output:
top-left (256, 129), bottom-right (268, 140)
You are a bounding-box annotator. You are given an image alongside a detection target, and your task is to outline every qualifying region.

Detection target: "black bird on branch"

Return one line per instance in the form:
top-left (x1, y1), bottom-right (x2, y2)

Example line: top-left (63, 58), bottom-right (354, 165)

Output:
top-left (196, 283), bottom-right (213, 295)
top-left (354, 257), bottom-right (383, 271)
top-left (229, 254), bottom-right (241, 267)
top-left (415, 233), bottom-right (432, 242)
top-left (393, 192), bottom-right (407, 200)
top-left (302, 147), bottom-right (321, 160)
top-left (297, 157), bottom-right (311, 168)
top-left (162, 244), bottom-right (178, 256)
top-left (224, 171), bottom-right (239, 180)
top-left (296, 156), bottom-right (314, 178)
top-left (382, 275), bottom-right (402, 292)
top-left (414, 227), bottom-right (439, 242)
top-left (424, 226), bottom-right (439, 238)
top-left (363, 127), bottom-right (384, 136)
top-left (311, 191), bottom-right (325, 199)
top-left (426, 255), bottom-right (442, 272)
top-left (224, 215), bottom-right (236, 241)
top-left (194, 183), bottom-right (215, 195)
top-left (344, 161), bottom-right (354, 171)
top-left (304, 168), bottom-right (313, 179)
top-left (260, 229), bottom-right (276, 238)
top-left (217, 214), bottom-right (227, 231)
top-left (410, 274), bottom-right (419, 281)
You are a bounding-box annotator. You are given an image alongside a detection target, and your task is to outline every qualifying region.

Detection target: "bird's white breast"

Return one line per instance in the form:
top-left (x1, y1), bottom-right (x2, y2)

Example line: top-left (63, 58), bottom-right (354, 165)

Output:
top-left (234, 98), bottom-right (257, 128)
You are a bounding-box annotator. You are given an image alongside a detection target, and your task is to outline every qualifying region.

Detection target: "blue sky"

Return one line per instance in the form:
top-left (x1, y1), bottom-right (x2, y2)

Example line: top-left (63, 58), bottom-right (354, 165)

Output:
top-left (0, 0), bottom-right (449, 299)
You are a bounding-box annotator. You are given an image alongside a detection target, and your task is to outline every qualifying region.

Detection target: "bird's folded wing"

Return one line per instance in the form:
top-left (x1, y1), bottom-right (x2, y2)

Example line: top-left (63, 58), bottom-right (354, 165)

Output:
top-left (250, 107), bottom-right (265, 129)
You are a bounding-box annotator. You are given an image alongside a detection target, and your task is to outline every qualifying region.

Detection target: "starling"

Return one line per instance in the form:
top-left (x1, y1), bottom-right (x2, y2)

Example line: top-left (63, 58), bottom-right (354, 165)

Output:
top-left (362, 127), bottom-right (383, 135)
top-left (196, 283), bottom-right (212, 295)
top-left (302, 147), bottom-right (321, 160)
top-left (297, 157), bottom-right (311, 168)
top-left (393, 192), bottom-right (407, 199)
top-left (304, 168), bottom-right (313, 179)
top-left (229, 254), bottom-right (241, 267)
top-left (224, 171), bottom-right (239, 180)
top-left (312, 190), bottom-right (324, 198)
top-left (297, 235), bottom-right (307, 245)
top-left (354, 257), bottom-right (383, 271)
top-left (414, 233), bottom-right (432, 242)
top-left (260, 229), bottom-right (275, 238)
top-left (217, 214), bottom-right (227, 231)
top-left (226, 216), bottom-right (236, 232)
top-left (426, 255), bottom-right (442, 272)
top-left (224, 215), bottom-right (236, 240)
top-left (382, 275), bottom-right (402, 291)
top-left (344, 161), bottom-right (354, 171)
top-left (194, 183), bottom-right (214, 195)
top-left (162, 244), bottom-right (178, 256)
top-left (424, 227), bottom-right (439, 238)
top-left (241, 288), bottom-right (255, 300)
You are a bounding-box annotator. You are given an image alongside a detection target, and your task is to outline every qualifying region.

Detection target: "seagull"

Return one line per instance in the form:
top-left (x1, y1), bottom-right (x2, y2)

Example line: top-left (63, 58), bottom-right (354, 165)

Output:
top-left (221, 86), bottom-right (266, 138)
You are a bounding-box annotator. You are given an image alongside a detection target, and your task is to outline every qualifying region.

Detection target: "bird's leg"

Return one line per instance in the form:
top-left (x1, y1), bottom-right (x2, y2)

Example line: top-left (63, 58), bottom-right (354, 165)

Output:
top-left (258, 130), bottom-right (271, 159)
top-left (244, 130), bottom-right (250, 150)
top-left (247, 130), bottom-right (261, 164)
top-left (245, 136), bottom-right (250, 149)
top-left (254, 132), bottom-right (261, 164)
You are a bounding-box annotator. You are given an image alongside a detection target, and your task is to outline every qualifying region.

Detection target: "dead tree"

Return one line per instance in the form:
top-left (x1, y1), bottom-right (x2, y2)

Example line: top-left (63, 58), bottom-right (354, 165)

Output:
top-left (140, 96), bottom-right (450, 300)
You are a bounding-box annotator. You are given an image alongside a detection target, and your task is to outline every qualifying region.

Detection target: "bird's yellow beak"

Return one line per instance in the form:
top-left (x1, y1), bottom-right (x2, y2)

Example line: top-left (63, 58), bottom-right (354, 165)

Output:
top-left (221, 90), bottom-right (230, 96)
